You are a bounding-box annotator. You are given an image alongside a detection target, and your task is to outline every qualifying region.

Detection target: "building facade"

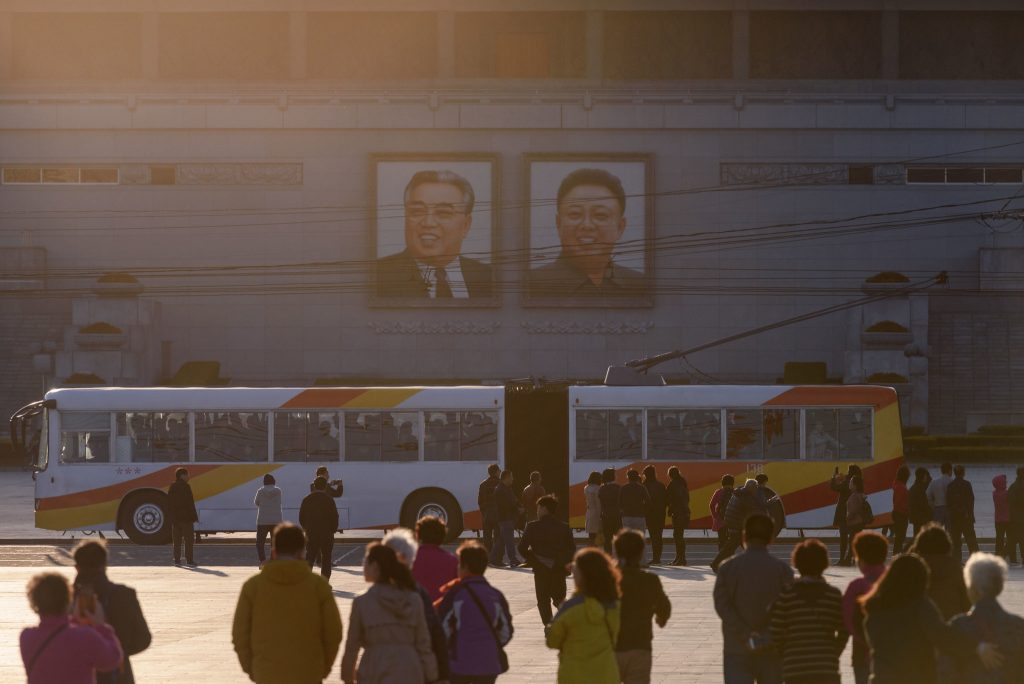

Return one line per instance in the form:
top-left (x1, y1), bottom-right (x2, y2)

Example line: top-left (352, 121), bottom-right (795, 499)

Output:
top-left (1, 0), bottom-right (1023, 433)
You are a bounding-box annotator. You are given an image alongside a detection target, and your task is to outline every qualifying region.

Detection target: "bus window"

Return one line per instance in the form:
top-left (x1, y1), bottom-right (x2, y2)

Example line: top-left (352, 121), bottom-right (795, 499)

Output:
top-left (345, 412), bottom-right (381, 461)
top-left (461, 411), bottom-right (498, 462)
top-left (59, 412), bottom-right (110, 464)
top-left (805, 409), bottom-right (841, 460)
top-left (649, 409), bottom-right (720, 460)
top-left (273, 412), bottom-right (306, 462)
top-left (382, 412), bottom-right (418, 462)
top-left (839, 409), bottom-right (872, 460)
top-left (116, 412), bottom-right (187, 463)
top-left (308, 412), bottom-right (341, 461)
top-left (763, 409), bottom-right (799, 460)
top-left (425, 412), bottom-right (460, 461)
top-left (276, 412), bottom-right (340, 462)
top-left (195, 412), bottom-right (268, 462)
top-left (726, 409), bottom-right (761, 460)
top-left (575, 410), bottom-right (609, 460)
top-left (608, 410), bottom-right (642, 460)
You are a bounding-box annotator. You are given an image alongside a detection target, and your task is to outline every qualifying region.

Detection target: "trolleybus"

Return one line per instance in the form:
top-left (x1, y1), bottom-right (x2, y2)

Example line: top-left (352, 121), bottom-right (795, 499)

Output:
top-left (11, 382), bottom-right (901, 544)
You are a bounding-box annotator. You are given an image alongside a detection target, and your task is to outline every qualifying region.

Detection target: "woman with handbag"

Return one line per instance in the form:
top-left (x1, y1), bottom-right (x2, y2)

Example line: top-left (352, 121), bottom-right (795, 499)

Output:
top-left (546, 547), bottom-right (622, 684)
top-left (434, 541), bottom-right (514, 684)
top-left (20, 572), bottom-right (123, 684)
top-left (341, 543), bottom-right (438, 684)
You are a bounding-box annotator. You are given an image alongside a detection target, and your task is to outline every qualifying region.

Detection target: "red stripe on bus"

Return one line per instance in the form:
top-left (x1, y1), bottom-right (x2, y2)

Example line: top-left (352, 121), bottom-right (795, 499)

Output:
top-left (281, 388), bottom-right (368, 409)
top-left (764, 386), bottom-right (897, 410)
top-left (36, 464), bottom-right (219, 511)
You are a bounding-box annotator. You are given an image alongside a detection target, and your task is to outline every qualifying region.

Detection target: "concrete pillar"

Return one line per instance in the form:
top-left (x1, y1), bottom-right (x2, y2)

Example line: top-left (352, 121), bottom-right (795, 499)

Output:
top-left (438, 11), bottom-right (455, 78)
top-left (142, 13), bottom-right (159, 80)
top-left (585, 10), bottom-right (603, 81)
top-left (289, 12), bottom-right (306, 80)
top-left (0, 14), bottom-right (12, 81)
top-left (881, 8), bottom-right (899, 80)
top-left (732, 10), bottom-right (750, 80)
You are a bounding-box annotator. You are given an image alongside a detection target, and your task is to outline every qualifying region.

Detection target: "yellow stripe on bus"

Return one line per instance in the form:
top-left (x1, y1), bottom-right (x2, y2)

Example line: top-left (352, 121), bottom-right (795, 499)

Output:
top-left (342, 388), bottom-right (422, 409)
top-left (36, 463), bottom-right (282, 531)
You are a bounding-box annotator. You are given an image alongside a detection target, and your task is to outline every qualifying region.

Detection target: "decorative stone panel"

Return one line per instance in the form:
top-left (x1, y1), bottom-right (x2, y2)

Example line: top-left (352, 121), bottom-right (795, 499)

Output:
top-left (720, 163), bottom-right (847, 186)
top-left (369, 321), bottom-right (500, 335)
top-left (522, 321), bottom-right (654, 334)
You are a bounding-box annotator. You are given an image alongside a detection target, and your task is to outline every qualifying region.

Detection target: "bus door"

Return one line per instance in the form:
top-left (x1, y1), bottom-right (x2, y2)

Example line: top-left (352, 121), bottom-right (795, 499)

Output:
top-left (504, 383), bottom-right (569, 522)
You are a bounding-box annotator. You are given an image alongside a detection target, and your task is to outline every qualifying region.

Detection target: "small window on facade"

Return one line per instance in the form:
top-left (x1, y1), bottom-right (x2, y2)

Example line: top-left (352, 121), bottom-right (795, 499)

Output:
top-left (848, 166), bottom-right (875, 185)
top-left (906, 168), bottom-right (945, 184)
top-left (648, 409), bottom-right (720, 460)
top-left (985, 168), bottom-right (1024, 184)
top-left (195, 412), bottom-right (268, 462)
top-left (946, 167), bottom-right (984, 184)
top-left (59, 412), bottom-right (111, 464)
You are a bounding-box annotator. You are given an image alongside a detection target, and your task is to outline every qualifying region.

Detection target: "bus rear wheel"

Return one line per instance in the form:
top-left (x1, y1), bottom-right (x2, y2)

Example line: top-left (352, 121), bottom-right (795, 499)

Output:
top-left (401, 489), bottom-right (463, 542)
top-left (121, 491), bottom-right (171, 545)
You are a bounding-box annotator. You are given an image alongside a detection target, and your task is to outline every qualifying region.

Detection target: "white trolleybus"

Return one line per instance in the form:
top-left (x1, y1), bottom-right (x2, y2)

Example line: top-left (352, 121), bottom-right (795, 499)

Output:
top-left (11, 382), bottom-right (901, 543)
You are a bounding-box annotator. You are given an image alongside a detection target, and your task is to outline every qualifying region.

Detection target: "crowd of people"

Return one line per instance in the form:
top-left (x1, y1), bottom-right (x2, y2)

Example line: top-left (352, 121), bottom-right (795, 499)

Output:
top-left (18, 462), bottom-right (1024, 683)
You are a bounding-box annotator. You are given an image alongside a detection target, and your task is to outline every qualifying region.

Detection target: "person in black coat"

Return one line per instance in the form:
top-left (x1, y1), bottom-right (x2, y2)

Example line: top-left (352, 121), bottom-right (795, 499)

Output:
top-left (489, 470), bottom-right (522, 567)
top-left (642, 466), bottom-right (668, 565)
top-left (666, 467), bottom-right (691, 566)
top-left (73, 540), bottom-right (151, 684)
top-left (910, 467), bottom-right (934, 536)
top-left (947, 465), bottom-right (980, 562)
top-left (598, 468), bottom-right (622, 554)
top-left (478, 464), bottom-right (501, 553)
top-left (518, 495), bottom-right (576, 626)
top-left (300, 476), bottom-right (340, 580)
top-left (613, 529), bottom-right (671, 683)
top-left (167, 467), bottom-right (199, 566)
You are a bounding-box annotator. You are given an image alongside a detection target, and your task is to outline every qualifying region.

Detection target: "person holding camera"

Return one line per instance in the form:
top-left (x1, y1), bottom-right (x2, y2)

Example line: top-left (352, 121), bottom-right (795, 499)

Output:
top-left (20, 572), bottom-right (123, 683)
top-left (311, 466), bottom-right (343, 498)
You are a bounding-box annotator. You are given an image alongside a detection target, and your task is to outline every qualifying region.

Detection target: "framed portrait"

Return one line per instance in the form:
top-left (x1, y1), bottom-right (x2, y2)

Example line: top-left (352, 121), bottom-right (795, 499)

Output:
top-left (370, 153), bottom-right (500, 308)
top-left (523, 154), bottom-right (653, 308)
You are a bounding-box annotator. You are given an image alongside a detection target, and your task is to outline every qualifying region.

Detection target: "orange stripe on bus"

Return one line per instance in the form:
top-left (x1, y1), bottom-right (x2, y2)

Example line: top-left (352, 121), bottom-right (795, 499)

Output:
top-left (764, 386), bottom-right (897, 410)
top-left (36, 465), bottom-right (218, 511)
top-left (281, 388), bottom-right (369, 409)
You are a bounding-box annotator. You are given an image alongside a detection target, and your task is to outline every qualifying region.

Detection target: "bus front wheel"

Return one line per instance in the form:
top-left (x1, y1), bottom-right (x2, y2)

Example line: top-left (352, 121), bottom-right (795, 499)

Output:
top-left (121, 491), bottom-right (171, 545)
top-left (401, 489), bottom-right (463, 542)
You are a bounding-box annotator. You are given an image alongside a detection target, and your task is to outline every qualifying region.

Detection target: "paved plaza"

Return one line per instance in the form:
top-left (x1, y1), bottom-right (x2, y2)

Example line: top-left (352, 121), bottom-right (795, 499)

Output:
top-left (2, 541), bottom-right (1023, 683)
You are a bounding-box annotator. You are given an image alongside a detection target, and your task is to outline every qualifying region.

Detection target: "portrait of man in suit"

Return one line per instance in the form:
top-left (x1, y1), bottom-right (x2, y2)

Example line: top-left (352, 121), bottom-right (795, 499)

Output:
top-left (527, 165), bottom-right (648, 302)
top-left (375, 169), bottom-right (494, 300)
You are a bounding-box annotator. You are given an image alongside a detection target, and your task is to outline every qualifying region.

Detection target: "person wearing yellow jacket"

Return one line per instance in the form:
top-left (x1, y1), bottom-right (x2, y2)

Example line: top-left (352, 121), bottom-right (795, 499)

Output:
top-left (546, 547), bottom-right (622, 684)
top-left (232, 523), bottom-right (343, 684)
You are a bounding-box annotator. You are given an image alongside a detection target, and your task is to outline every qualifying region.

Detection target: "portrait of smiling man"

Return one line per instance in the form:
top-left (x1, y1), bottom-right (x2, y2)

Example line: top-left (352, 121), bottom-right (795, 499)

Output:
top-left (528, 167), bottom-right (645, 300)
top-left (375, 169), bottom-right (494, 300)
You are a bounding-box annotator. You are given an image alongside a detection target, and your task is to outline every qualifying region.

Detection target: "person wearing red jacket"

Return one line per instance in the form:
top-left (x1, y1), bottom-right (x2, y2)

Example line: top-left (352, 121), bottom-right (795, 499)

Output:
top-left (891, 466), bottom-right (911, 556)
top-left (993, 474), bottom-right (1016, 563)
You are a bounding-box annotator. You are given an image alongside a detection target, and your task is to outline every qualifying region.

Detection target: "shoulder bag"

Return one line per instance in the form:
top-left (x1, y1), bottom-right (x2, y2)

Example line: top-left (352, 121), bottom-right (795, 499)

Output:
top-left (462, 583), bottom-right (510, 673)
top-left (26, 622), bottom-right (69, 677)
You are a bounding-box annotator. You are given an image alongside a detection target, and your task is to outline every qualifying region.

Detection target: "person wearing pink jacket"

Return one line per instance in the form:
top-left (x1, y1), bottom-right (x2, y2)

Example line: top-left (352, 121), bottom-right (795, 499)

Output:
top-left (20, 572), bottom-right (123, 684)
top-left (709, 475), bottom-right (735, 549)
